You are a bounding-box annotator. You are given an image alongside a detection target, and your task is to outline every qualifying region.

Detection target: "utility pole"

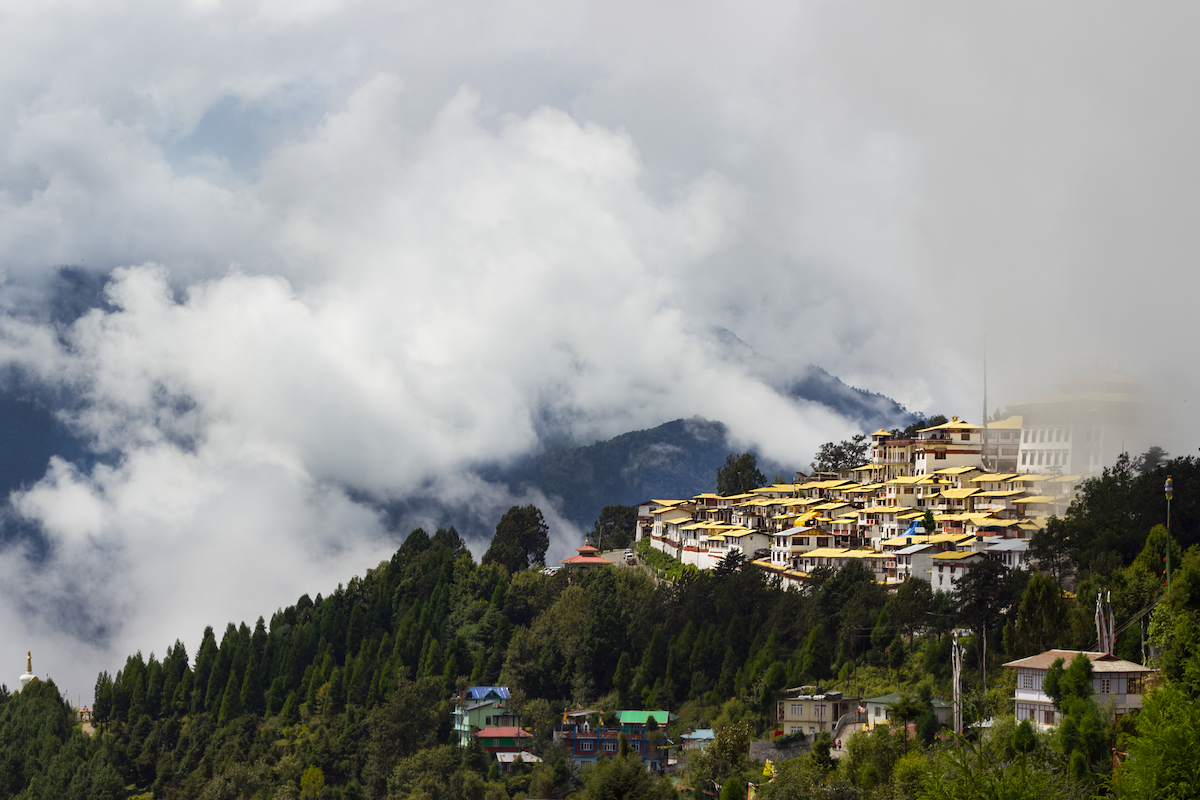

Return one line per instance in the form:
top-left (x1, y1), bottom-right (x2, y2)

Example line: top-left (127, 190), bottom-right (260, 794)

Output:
top-left (951, 632), bottom-right (965, 736)
top-left (1165, 475), bottom-right (1174, 595)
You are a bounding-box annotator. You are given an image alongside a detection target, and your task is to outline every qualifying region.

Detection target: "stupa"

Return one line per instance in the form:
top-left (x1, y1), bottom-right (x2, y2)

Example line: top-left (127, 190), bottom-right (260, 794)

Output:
top-left (18, 651), bottom-right (34, 691)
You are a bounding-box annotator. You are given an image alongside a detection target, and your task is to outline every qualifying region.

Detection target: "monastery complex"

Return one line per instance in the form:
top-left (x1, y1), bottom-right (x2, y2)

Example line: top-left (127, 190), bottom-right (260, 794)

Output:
top-left (638, 370), bottom-right (1137, 592)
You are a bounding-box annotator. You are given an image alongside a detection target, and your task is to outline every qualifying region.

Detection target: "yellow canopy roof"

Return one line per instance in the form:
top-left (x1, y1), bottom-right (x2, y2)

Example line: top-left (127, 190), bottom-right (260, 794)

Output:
top-left (919, 418), bottom-right (979, 432)
top-left (935, 466), bottom-right (981, 475)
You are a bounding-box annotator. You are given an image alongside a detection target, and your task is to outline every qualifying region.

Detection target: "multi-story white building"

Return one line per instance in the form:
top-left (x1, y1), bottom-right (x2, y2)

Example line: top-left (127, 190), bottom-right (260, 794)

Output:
top-left (914, 418), bottom-right (985, 475)
top-left (1004, 650), bottom-right (1154, 727)
top-left (1013, 370), bottom-right (1138, 475)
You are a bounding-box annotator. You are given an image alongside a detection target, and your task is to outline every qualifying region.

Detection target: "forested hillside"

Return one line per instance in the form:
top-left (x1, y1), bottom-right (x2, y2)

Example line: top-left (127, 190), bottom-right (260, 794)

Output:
top-left (2, 453), bottom-right (1200, 798)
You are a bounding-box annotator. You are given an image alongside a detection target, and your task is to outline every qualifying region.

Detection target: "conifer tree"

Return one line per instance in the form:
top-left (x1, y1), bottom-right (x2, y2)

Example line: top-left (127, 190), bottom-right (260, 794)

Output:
top-left (218, 670), bottom-right (243, 724)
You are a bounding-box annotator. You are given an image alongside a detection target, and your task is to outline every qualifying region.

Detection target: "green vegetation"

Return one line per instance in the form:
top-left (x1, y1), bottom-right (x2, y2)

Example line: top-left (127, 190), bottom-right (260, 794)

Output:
top-left (715, 452), bottom-right (766, 496)
top-left (3, 448), bottom-right (1200, 798)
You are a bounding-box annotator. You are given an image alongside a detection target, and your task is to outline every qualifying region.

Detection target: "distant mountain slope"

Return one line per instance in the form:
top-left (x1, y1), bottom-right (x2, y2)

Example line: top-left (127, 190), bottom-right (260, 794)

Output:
top-left (708, 327), bottom-right (916, 432)
top-left (481, 418), bottom-right (730, 522)
top-left (784, 364), bottom-right (916, 431)
top-left (480, 417), bottom-right (794, 529)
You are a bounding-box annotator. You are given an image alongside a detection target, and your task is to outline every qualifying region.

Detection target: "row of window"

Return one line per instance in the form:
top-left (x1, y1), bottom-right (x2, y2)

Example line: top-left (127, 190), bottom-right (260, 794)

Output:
top-left (575, 739), bottom-right (620, 752)
top-left (1023, 428), bottom-right (1071, 444)
top-left (1021, 673), bottom-right (1115, 694)
top-left (786, 703), bottom-right (828, 717)
top-left (1022, 449), bottom-right (1069, 466)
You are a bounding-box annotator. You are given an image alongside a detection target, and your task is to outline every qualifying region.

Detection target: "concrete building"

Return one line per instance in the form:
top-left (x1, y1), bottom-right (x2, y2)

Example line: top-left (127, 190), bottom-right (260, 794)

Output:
top-left (454, 686), bottom-right (512, 747)
top-left (775, 688), bottom-right (859, 736)
top-left (1003, 650), bottom-right (1154, 727)
top-left (1013, 370), bottom-right (1138, 476)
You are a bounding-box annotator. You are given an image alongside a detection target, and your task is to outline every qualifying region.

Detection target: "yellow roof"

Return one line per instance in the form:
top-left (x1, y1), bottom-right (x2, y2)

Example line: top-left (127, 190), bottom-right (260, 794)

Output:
top-left (814, 502), bottom-right (850, 511)
top-left (976, 490), bottom-right (1024, 497)
top-left (940, 488), bottom-right (981, 499)
top-left (931, 551), bottom-right (982, 561)
top-left (651, 499), bottom-right (684, 506)
top-left (659, 510), bottom-right (694, 522)
top-left (935, 466), bottom-right (981, 475)
top-left (969, 473), bottom-right (1021, 483)
top-left (859, 505), bottom-right (909, 514)
top-left (850, 464), bottom-right (880, 471)
top-left (1013, 495), bottom-right (1056, 504)
top-left (801, 547), bottom-right (852, 558)
top-left (985, 416), bottom-right (1023, 429)
top-left (886, 476), bottom-right (925, 485)
top-left (1051, 475), bottom-right (1081, 483)
top-left (693, 493), bottom-right (723, 499)
top-left (844, 483), bottom-right (883, 493)
top-left (801, 479), bottom-right (859, 491)
top-left (871, 429), bottom-right (891, 437)
top-left (1009, 474), bottom-right (1052, 483)
top-left (724, 492), bottom-right (758, 500)
top-left (919, 418), bottom-right (979, 432)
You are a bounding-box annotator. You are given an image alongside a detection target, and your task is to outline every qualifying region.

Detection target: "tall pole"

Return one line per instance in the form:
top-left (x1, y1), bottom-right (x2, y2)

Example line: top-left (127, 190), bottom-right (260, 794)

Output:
top-left (982, 335), bottom-right (990, 472)
top-left (1165, 475), bottom-right (1174, 595)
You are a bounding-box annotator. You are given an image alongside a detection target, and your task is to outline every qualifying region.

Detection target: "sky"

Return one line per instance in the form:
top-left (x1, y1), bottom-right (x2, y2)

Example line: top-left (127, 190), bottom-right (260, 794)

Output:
top-left (1, 0), bottom-right (1199, 698)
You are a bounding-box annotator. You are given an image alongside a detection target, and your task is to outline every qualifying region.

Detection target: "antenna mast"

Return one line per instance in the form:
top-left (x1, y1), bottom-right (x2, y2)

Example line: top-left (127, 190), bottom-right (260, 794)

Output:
top-left (982, 334), bottom-right (990, 471)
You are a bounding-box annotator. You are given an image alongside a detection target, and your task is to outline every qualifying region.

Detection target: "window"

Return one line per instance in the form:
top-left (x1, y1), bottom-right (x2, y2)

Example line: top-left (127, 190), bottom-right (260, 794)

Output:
top-left (935, 450), bottom-right (947, 460)
top-left (798, 537), bottom-right (809, 545)
top-left (961, 433), bottom-right (971, 441)
top-left (1039, 429), bottom-right (1046, 443)
top-left (1044, 709), bottom-right (1055, 725)
top-left (1021, 452), bottom-right (1027, 465)
top-left (580, 740), bottom-right (594, 751)
top-left (492, 739), bottom-right (499, 746)
top-left (1020, 673), bottom-right (1034, 690)
top-left (603, 740), bottom-right (617, 752)
top-left (1099, 678), bottom-right (1111, 694)
top-left (816, 704), bottom-right (827, 718)
top-left (1023, 429), bottom-right (1029, 442)
top-left (485, 716), bottom-right (492, 726)
top-left (790, 726), bottom-right (801, 734)
top-left (1055, 429), bottom-right (1062, 442)
top-left (1064, 429), bottom-right (1070, 442)
top-left (817, 537), bottom-right (829, 547)
top-left (790, 703), bottom-right (803, 716)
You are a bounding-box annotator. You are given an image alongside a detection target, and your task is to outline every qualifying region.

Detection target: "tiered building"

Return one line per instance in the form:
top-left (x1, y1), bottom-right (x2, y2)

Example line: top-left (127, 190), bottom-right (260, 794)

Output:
top-left (638, 406), bottom-right (1100, 590)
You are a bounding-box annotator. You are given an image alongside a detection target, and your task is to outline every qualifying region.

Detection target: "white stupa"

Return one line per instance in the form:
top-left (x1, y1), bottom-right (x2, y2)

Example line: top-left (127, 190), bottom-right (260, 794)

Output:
top-left (18, 651), bottom-right (34, 691)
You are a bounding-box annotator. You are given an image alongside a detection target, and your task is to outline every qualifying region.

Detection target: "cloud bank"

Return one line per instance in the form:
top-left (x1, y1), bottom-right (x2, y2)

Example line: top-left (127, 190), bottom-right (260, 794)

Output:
top-left (0, 0), bottom-right (1197, 697)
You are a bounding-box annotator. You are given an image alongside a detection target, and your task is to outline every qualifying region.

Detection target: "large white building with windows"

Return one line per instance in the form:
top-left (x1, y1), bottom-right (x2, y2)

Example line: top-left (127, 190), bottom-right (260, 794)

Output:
top-left (1013, 369), bottom-right (1138, 475)
top-left (1003, 650), bottom-right (1154, 728)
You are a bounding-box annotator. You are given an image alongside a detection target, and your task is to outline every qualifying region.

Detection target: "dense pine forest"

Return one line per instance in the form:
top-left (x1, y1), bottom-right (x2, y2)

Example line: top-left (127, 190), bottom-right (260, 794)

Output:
top-left (2, 453), bottom-right (1200, 798)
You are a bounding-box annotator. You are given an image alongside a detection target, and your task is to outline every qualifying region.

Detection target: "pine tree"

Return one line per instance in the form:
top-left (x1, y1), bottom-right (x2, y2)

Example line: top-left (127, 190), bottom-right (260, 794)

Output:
top-left (239, 653), bottom-right (264, 715)
top-left (218, 670), bottom-right (243, 724)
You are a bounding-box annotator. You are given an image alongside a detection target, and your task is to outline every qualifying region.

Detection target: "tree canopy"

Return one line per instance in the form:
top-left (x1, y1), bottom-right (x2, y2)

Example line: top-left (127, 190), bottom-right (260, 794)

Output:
top-left (482, 505), bottom-right (550, 572)
top-left (810, 434), bottom-right (869, 473)
top-left (716, 453), bottom-right (766, 496)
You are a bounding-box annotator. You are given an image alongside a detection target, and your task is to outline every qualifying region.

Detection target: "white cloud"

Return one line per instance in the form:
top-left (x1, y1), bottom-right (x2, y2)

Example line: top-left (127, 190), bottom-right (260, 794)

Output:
top-left (0, 0), bottom-right (1196, 699)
